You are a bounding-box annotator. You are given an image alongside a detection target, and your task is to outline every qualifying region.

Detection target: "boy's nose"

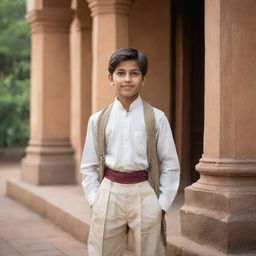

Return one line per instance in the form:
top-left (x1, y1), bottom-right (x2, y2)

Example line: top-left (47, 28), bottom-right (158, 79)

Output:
top-left (124, 74), bottom-right (131, 82)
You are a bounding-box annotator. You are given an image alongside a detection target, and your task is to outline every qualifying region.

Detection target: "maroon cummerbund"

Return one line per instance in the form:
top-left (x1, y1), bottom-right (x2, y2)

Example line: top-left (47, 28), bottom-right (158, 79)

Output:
top-left (104, 167), bottom-right (148, 184)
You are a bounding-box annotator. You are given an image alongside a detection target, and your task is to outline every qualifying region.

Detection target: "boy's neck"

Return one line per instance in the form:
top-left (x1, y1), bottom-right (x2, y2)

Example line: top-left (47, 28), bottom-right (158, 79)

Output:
top-left (117, 94), bottom-right (139, 112)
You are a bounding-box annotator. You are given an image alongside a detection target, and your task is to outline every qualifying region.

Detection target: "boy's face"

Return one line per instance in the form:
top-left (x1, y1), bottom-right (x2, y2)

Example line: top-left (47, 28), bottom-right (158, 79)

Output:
top-left (109, 60), bottom-right (145, 100)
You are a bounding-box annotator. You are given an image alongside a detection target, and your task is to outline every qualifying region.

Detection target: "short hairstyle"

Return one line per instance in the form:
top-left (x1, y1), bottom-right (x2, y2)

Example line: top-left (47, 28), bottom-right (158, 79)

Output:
top-left (108, 48), bottom-right (148, 77)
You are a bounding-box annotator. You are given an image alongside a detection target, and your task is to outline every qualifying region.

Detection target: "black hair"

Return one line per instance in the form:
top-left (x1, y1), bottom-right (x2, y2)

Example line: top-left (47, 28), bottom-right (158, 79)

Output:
top-left (108, 48), bottom-right (148, 77)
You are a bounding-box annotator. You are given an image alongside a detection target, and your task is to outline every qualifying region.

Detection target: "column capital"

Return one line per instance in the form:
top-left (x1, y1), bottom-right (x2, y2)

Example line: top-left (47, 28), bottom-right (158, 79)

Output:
top-left (87, 0), bottom-right (133, 17)
top-left (26, 8), bottom-right (74, 33)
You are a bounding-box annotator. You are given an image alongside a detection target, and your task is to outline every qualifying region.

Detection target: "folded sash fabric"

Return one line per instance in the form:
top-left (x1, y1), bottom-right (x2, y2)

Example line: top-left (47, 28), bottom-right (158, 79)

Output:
top-left (104, 167), bottom-right (148, 184)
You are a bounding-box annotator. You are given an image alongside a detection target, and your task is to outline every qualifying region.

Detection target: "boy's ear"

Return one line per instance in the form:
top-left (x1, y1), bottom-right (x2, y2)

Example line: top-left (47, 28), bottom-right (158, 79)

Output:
top-left (142, 76), bottom-right (146, 85)
top-left (108, 74), bottom-right (113, 82)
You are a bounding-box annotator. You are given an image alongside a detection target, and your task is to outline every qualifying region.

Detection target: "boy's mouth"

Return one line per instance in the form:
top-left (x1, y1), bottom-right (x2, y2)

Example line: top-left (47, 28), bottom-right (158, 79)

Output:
top-left (121, 85), bottom-right (134, 88)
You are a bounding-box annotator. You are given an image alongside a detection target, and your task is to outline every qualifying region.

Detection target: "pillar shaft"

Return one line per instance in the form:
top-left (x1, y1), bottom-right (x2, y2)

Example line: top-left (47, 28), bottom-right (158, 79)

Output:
top-left (70, 0), bottom-right (92, 183)
top-left (87, 0), bottom-right (133, 112)
top-left (21, 7), bottom-right (76, 185)
top-left (170, 0), bottom-right (256, 255)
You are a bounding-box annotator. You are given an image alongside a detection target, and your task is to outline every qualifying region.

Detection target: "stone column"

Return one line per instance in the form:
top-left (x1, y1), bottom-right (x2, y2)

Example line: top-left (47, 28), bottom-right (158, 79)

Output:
top-left (21, 7), bottom-right (76, 185)
top-left (70, 0), bottom-right (92, 183)
top-left (87, 0), bottom-right (133, 112)
top-left (169, 0), bottom-right (256, 255)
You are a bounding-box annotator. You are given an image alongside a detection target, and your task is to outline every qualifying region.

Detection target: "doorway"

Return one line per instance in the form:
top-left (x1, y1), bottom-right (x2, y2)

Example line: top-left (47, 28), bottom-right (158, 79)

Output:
top-left (171, 0), bottom-right (205, 188)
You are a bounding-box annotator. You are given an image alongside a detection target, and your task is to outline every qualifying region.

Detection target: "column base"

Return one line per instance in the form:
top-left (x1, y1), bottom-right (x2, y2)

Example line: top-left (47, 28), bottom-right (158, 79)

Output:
top-left (179, 172), bottom-right (256, 254)
top-left (21, 139), bottom-right (76, 185)
top-left (168, 236), bottom-right (256, 256)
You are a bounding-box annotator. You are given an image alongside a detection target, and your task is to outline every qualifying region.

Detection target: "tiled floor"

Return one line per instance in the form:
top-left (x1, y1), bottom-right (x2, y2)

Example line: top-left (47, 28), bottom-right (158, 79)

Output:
top-left (0, 161), bottom-right (88, 256)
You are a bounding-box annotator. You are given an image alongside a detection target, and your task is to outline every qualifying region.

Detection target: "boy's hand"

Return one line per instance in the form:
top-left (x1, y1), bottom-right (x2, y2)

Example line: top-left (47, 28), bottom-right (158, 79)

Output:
top-left (162, 210), bottom-right (166, 216)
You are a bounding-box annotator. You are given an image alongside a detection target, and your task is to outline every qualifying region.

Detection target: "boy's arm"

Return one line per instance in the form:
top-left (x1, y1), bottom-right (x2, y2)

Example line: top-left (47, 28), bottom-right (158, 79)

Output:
top-left (156, 114), bottom-right (180, 213)
top-left (80, 115), bottom-right (100, 206)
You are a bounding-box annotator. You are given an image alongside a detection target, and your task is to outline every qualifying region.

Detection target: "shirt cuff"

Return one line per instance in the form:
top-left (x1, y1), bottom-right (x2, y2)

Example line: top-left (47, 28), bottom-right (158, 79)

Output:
top-left (158, 191), bottom-right (177, 213)
top-left (158, 196), bottom-right (169, 212)
top-left (86, 185), bottom-right (99, 206)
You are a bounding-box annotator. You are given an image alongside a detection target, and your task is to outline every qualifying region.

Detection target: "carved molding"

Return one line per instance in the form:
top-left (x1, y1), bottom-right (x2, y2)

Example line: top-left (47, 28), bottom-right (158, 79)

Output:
top-left (196, 157), bottom-right (256, 176)
top-left (26, 8), bottom-right (75, 33)
top-left (26, 139), bottom-right (74, 155)
top-left (87, 0), bottom-right (133, 17)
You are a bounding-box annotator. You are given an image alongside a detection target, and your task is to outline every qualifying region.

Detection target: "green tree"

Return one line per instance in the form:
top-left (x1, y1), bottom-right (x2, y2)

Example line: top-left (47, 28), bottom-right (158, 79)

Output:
top-left (0, 0), bottom-right (30, 146)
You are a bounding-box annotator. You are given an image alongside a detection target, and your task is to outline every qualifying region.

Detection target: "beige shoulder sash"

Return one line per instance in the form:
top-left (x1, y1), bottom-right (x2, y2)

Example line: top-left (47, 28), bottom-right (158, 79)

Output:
top-left (97, 103), bottom-right (113, 182)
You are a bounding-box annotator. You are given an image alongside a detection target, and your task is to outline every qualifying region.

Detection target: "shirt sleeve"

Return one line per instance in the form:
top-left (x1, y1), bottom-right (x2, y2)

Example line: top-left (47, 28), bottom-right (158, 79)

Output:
top-left (80, 114), bottom-right (100, 206)
top-left (156, 114), bottom-right (180, 212)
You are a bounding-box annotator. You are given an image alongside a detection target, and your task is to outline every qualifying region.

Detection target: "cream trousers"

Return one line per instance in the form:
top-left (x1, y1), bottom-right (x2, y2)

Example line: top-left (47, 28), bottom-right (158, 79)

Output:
top-left (88, 178), bottom-right (166, 256)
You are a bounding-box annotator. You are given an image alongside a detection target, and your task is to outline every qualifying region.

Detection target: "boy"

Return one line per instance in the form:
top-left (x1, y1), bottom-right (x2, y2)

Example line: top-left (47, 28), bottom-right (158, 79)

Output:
top-left (80, 48), bottom-right (180, 255)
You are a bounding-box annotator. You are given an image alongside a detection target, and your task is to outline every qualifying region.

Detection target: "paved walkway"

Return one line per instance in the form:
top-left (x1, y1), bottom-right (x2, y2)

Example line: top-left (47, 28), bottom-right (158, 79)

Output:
top-left (0, 161), bottom-right (88, 256)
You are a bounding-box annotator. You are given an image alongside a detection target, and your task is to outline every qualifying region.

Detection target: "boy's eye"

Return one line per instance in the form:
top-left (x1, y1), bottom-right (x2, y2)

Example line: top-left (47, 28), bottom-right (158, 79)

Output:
top-left (116, 71), bottom-right (125, 76)
top-left (130, 72), bottom-right (140, 76)
top-left (115, 70), bottom-right (141, 77)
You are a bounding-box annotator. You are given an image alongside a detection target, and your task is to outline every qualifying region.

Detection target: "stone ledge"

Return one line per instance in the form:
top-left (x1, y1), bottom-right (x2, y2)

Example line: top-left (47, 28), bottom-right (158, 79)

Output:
top-left (6, 178), bottom-right (90, 243)
top-left (168, 236), bottom-right (256, 256)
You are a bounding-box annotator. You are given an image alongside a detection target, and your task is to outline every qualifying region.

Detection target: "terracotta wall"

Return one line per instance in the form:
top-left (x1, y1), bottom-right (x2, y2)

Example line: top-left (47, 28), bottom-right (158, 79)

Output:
top-left (129, 0), bottom-right (171, 119)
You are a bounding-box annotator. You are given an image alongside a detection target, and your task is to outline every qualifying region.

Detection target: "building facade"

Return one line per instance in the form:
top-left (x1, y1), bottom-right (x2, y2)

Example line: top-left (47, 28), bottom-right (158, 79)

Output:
top-left (18, 0), bottom-right (256, 255)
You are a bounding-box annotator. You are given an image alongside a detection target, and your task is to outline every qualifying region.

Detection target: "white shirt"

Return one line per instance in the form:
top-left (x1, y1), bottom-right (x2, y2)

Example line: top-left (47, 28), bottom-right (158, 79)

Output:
top-left (80, 95), bottom-right (180, 212)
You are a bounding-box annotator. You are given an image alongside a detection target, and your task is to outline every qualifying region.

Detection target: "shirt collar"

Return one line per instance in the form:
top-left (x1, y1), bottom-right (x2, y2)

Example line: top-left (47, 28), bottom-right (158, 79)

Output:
top-left (113, 95), bottom-right (143, 112)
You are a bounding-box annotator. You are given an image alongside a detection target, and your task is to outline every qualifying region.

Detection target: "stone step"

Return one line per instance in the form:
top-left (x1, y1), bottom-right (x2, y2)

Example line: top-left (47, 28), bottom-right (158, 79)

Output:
top-left (6, 177), bottom-right (184, 255)
top-left (168, 236), bottom-right (256, 256)
top-left (6, 178), bottom-right (90, 244)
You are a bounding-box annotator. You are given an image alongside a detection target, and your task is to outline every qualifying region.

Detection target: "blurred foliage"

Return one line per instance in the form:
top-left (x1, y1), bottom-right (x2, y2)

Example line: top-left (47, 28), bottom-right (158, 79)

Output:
top-left (0, 0), bottom-right (30, 146)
